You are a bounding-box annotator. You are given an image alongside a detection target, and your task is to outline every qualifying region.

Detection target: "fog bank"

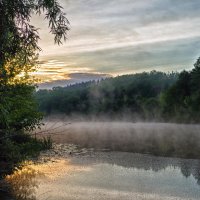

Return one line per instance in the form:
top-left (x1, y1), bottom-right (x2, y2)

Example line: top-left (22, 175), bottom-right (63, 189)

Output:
top-left (36, 121), bottom-right (200, 159)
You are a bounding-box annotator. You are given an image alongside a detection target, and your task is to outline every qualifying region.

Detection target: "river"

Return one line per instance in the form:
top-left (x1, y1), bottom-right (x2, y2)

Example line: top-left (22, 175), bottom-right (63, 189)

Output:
top-left (2, 122), bottom-right (200, 200)
top-left (2, 151), bottom-right (200, 200)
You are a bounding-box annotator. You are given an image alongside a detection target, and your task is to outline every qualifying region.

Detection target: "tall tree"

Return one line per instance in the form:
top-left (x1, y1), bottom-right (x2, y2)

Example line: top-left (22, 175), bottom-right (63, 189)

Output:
top-left (0, 0), bottom-right (69, 129)
top-left (0, 0), bottom-right (70, 173)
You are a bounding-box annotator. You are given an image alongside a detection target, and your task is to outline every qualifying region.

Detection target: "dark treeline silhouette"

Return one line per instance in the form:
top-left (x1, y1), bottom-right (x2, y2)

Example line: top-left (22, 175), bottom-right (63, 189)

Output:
top-left (35, 71), bottom-right (178, 120)
top-left (162, 57), bottom-right (200, 122)
top-left (35, 57), bottom-right (200, 123)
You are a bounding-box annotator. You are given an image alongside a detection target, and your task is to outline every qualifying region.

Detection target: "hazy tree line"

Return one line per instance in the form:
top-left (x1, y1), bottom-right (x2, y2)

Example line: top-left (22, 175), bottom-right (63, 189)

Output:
top-left (36, 71), bottom-right (175, 120)
top-left (35, 58), bottom-right (200, 123)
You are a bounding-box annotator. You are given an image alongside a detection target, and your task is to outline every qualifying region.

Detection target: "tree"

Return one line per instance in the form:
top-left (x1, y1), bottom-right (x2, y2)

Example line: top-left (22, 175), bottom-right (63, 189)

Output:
top-left (0, 0), bottom-right (69, 128)
top-left (0, 0), bottom-right (69, 175)
top-left (191, 57), bottom-right (200, 92)
top-left (0, 0), bottom-right (69, 84)
top-left (161, 70), bottom-right (191, 121)
top-left (160, 57), bottom-right (200, 122)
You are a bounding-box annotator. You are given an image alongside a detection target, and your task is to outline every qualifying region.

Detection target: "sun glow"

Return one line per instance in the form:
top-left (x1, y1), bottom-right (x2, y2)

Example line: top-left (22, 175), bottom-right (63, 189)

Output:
top-left (31, 60), bottom-right (94, 83)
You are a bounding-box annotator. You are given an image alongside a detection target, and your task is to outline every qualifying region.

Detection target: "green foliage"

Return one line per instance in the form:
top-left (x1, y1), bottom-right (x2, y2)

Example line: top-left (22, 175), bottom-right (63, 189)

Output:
top-left (0, 0), bottom-right (69, 85)
top-left (35, 71), bottom-right (178, 120)
top-left (162, 57), bottom-right (200, 122)
top-left (0, 84), bottom-right (42, 131)
top-left (0, 0), bottom-right (69, 133)
top-left (0, 0), bottom-right (69, 177)
top-left (0, 133), bottom-right (51, 178)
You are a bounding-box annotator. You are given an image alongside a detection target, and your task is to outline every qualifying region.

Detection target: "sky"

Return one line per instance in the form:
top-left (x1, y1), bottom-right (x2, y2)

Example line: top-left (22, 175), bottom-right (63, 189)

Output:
top-left (31, 0), bottom-right (200, 88)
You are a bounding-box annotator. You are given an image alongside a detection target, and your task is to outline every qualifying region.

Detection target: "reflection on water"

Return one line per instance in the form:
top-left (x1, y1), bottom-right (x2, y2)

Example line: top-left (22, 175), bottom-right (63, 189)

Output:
top-left (5, 161), bottom-right (42, 200)
top-left (3, 152), bottom-right (200, 200)
top-left (3, 159), bottom-right (89, 200)
top-left (66, 153), bottom-right (200, 200)
top-left (74, 152), bottom-right (200, 185)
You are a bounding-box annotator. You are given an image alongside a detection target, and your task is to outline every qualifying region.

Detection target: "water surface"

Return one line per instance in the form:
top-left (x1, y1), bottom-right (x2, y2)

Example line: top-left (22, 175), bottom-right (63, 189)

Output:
top-left (7, 152), bottom-right (200, 200)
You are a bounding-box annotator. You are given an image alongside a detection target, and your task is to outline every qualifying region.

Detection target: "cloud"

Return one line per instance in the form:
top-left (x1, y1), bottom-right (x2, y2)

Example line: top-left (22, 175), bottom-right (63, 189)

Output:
top-left (38, 36), bottom-right (200, 77)
top-left (30, 0), bottom-right (200, 82)
top-left (38, 72), bottom-right (111, 89)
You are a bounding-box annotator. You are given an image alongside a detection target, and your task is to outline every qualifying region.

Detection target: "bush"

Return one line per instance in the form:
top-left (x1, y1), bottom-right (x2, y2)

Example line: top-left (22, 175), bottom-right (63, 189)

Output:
top-left (0, 131), bottom-right (52, 178)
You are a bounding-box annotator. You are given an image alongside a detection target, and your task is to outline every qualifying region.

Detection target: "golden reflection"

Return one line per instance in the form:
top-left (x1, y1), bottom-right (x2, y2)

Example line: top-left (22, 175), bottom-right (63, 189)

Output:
top-left (31, 159), bottom-right (91, 180)
top-left (4, 159), bottom-right (91, 200)
top-left (5, 161), bottom-right (43, 200)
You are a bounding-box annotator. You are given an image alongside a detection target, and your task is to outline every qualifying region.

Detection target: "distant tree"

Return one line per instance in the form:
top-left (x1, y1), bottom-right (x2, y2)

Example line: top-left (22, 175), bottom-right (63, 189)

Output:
top-left (191, 57), bottom-right (200, 92)
top-left (161, 57), bottom-right (200, 122)
top-left (161, 70), bottom-right (191, 121)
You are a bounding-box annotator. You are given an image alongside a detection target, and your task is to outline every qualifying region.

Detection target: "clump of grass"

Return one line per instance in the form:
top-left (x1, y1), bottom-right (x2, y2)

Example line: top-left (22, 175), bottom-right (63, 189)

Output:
top-left (40, 136), bottom-right (53, 150)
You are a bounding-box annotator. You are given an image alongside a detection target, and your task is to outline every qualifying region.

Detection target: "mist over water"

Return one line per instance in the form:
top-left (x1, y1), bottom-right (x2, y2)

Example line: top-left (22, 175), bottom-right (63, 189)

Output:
top-left (4, 120), bottom-right (200, 200)
top-left (38, 119), bottom-right (200, 159)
